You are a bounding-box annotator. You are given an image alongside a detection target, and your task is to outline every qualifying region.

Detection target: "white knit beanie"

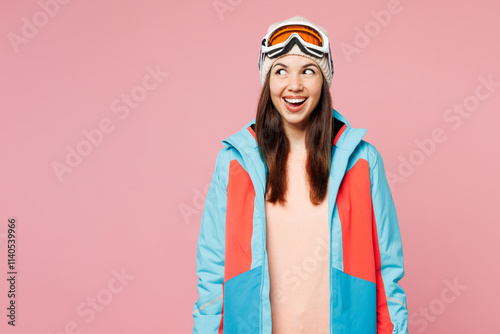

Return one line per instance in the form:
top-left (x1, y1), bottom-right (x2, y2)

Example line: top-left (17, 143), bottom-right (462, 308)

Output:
top-left (259, 16), bottom-right (333, 88)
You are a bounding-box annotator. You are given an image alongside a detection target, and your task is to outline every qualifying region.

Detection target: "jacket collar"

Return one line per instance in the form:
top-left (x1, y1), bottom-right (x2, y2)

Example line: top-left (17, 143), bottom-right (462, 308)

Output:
top-left (222, 108), bottom-right (367, 154)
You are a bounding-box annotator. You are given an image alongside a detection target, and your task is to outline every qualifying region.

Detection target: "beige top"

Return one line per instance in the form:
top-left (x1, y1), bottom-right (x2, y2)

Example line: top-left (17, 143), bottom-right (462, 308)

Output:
top-left (265, 151), bottom-right (330, 333)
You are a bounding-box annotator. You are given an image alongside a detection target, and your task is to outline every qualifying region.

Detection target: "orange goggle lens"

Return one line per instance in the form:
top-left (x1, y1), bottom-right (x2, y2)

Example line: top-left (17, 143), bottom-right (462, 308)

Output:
top-left (268, 25), bottom-right (323, 47)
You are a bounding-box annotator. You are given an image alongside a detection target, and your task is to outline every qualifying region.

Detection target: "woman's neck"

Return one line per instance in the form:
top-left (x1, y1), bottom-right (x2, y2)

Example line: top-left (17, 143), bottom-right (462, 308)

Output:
top-left (284, 123), bottom-right (308, 156)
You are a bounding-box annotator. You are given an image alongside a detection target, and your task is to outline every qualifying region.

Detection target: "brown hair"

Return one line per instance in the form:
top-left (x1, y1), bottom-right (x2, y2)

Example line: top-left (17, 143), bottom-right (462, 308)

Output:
top-left (255, 70), bottom-right (334, 206)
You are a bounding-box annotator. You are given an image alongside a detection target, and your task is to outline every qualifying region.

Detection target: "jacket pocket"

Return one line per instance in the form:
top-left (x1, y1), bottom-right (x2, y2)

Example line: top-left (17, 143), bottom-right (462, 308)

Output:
top-left (223, 266), bottom-right (262, 333)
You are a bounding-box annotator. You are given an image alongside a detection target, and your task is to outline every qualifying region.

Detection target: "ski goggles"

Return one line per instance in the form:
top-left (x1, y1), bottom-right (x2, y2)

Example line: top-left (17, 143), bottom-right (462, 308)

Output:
top-left (258, 21), bottom-right (334, 79)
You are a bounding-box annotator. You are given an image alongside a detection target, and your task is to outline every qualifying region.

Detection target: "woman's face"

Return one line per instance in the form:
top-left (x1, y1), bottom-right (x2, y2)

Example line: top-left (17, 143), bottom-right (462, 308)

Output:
top-left (269, 55), bottom-right (323, 132)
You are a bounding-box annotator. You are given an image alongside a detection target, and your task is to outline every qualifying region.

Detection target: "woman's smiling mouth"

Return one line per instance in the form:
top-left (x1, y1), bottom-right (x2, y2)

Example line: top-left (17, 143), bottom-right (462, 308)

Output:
top-left (283, 96), bottom-right (308, 112)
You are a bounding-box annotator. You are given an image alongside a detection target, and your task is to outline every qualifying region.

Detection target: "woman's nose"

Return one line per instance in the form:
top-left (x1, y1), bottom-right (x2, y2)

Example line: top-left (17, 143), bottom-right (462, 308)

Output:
top-left (287, 73), bottom-right (303, 91)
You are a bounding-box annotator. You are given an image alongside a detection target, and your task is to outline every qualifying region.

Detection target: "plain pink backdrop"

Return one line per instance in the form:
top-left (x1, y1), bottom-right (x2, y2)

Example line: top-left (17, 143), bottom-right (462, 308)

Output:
top-left (1, 0), bottom-right (499, 333)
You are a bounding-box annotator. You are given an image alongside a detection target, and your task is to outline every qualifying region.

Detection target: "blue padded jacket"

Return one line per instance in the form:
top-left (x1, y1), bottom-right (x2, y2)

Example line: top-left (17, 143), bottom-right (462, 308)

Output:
top-left (192, 108), bottom-right (409, 333)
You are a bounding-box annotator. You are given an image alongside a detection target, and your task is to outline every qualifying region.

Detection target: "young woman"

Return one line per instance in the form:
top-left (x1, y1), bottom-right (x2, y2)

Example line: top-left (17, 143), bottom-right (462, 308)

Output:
top-left (192, 16), bottom-right (409, 334)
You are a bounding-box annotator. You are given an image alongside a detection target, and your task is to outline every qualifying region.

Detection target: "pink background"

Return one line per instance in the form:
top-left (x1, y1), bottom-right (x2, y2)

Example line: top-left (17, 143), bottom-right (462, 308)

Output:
top-left (1, 0), bottom-right (499, 333)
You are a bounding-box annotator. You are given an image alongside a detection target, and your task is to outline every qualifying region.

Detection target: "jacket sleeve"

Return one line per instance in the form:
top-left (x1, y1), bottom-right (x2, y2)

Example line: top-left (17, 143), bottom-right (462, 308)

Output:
top-left (192, 148), bottom-right (228, 334)
top-left (368, 144), bottom-right (409, 334)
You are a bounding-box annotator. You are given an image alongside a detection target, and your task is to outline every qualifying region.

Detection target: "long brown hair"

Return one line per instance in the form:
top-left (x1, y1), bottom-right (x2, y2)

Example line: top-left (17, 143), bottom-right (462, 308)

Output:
top-left (255, 70), bottom-right (334, 206)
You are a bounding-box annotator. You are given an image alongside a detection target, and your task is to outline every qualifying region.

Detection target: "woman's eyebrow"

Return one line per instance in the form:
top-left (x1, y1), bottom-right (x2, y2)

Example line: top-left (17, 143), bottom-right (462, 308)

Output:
top-left (273, 62), bottom-right (319, 69)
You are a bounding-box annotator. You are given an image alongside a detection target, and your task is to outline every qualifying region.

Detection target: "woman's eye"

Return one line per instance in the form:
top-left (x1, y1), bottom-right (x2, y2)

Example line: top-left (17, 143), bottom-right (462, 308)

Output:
top-left (275, 68), bottom-right (314, 75)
